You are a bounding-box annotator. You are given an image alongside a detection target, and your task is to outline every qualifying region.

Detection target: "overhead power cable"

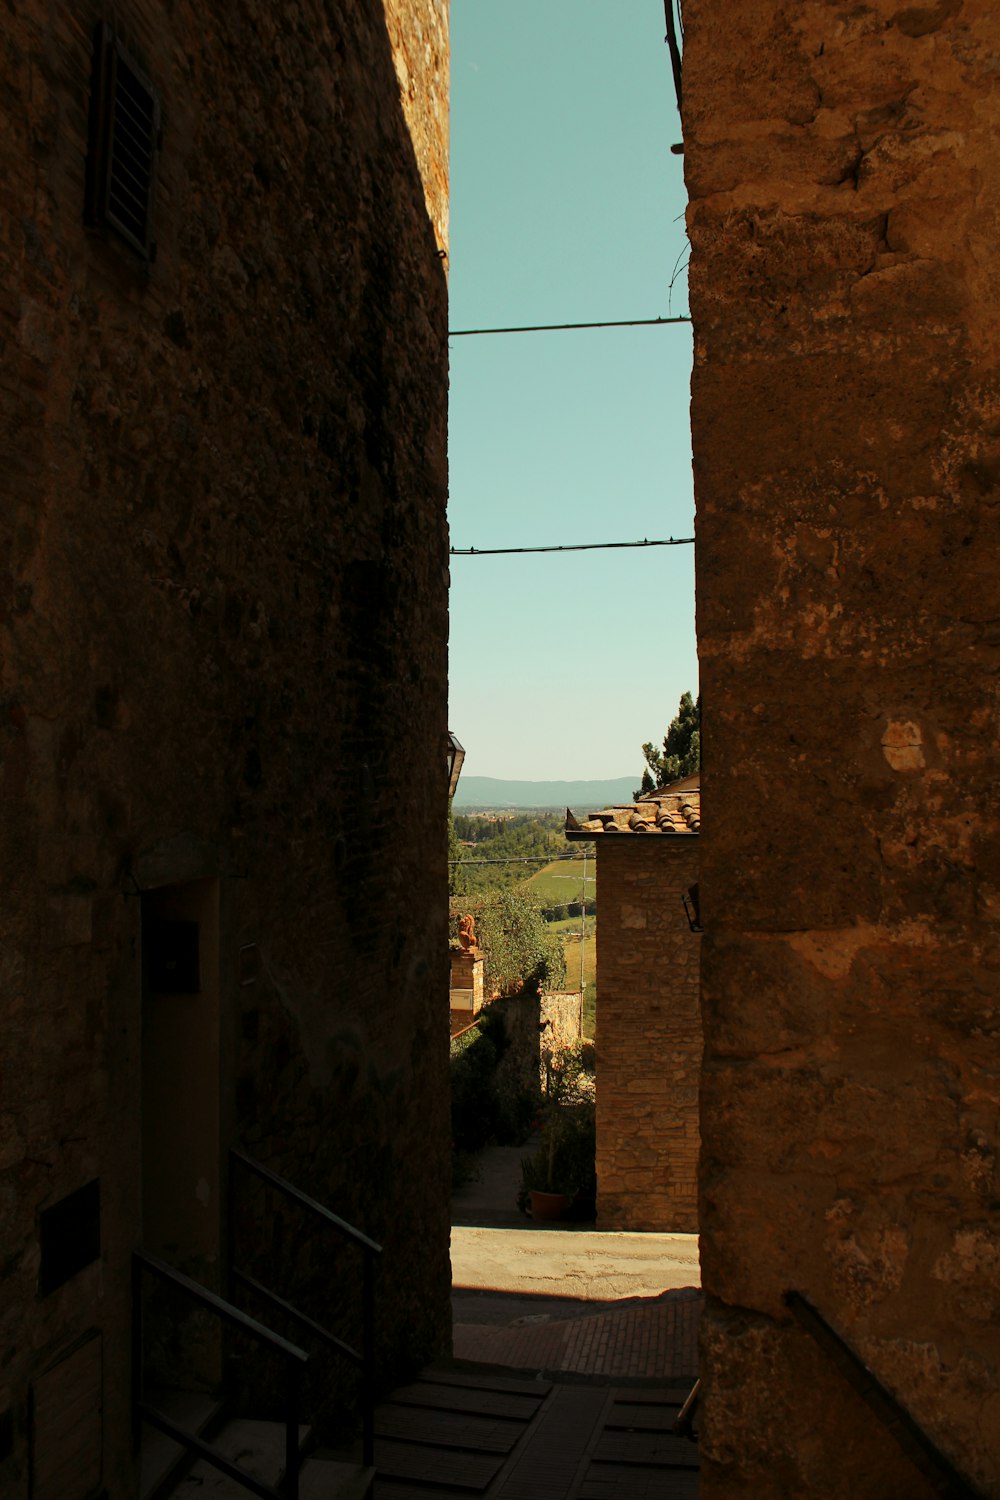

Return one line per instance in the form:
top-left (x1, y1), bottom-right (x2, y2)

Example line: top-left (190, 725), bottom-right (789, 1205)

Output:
top-left (448, 854), bottom-right (584, 867)
top-left (664, 0), bottom-right (683, 112)
top-left (449, 315), bottom-right (690, 337)
top-left (450, 536), bottom-right (693, 557)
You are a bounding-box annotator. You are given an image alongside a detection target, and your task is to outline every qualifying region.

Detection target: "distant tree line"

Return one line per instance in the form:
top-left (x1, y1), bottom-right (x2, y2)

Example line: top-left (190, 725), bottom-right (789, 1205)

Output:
top-left (449, 812), bottom-right (565, 897)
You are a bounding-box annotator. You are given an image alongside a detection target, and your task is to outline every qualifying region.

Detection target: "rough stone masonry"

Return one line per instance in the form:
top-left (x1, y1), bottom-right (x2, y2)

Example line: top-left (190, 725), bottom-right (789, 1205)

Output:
top-left (685, 1), bottom-right (1000, 1495)
top-left (593, 838), bottom-right (701, 1233)
top-left (0, 3), bottom-right (450, 1497)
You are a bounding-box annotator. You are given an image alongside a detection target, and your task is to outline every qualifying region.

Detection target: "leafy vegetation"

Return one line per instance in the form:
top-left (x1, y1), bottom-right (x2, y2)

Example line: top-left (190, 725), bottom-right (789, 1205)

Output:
top-left (450, 1004), bottom-right (542, 1185)
top-left (449, 816), bottom-right (594, 1024)
top-left (518, 1041), bottom-right (596, 1213)
top-left (636, 690), bottom-right (700, 797)
top-left (525, 855), bottom-right (595, 910)
top-left (476, 888), bottom-right (567, 996)
top-left (449, 812), bottom-right (566, 896)
top-left (550, 917), bottom-right (596, 1035)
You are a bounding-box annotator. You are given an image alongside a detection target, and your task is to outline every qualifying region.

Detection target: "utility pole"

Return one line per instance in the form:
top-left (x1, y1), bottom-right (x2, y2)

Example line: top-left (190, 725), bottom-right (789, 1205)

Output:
top-left (580, 847), bottom-right (587, 996)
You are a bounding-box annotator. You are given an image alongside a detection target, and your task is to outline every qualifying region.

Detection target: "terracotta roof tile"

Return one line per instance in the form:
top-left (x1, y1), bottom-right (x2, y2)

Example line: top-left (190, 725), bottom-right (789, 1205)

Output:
top-left (565, 785), bottom-right (700, 839)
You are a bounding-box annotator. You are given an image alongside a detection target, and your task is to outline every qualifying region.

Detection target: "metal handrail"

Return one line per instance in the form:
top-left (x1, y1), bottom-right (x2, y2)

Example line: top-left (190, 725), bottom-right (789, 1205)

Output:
top-left (229, 1148), bottom-right (383, 1468)
top-left (231, 1148), bottom-right (381, 1253)
top-left (673, 1377), bottom-right (700, 1438)
top-left (132, 1248), bottom-right (307, 1500)
top-left (785, 1291), bottom-right (983, 1500)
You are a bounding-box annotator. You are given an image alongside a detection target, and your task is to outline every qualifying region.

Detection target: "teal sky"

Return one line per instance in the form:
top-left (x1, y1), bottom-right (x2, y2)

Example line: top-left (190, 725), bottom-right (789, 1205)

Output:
top-left (447, 1), bottom-right (697, 782)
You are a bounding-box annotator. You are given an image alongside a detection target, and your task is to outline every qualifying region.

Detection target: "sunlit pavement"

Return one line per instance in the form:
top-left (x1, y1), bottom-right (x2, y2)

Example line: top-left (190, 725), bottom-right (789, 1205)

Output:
top-left (450, 1146), bottom-right (702, 1383)
top-left (452, 1224), bottom-right (701, 1300)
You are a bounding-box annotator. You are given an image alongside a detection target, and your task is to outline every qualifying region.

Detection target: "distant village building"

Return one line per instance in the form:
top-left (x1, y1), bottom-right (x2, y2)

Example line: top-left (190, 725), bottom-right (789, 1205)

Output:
top-left (1, 3), bottom-right (449, 1496)
top-left (567, 777), bottom-right (701, 1231)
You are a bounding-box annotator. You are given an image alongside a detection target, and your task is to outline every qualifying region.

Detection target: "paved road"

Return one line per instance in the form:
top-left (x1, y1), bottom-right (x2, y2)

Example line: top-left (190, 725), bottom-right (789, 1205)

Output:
top-left (450, 1144), bottom-right (702, 1382)
top-left (451, 1142), bottom-right (701, 1301)
top-left (452, 1224), bottom-right (700, 1300)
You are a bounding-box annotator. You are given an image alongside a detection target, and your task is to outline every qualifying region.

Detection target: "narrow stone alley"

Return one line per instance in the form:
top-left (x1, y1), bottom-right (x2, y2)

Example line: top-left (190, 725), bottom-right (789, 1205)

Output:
top-left (328, 1143), bottom-right (702, 1498)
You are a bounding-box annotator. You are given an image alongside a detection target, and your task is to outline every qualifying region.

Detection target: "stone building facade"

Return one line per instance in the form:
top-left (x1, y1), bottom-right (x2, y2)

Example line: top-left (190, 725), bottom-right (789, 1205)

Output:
top-left (685, 2), bottom-right (1000, 1493)
top-left (1, 3), bottom-right (449, 1497)
top-left (568, 787), bottom-right (701, 1231)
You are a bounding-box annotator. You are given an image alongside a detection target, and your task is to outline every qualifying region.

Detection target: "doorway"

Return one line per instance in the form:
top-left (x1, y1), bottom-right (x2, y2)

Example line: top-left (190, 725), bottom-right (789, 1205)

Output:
top-left (140, 878), bottom-right (221, 1387)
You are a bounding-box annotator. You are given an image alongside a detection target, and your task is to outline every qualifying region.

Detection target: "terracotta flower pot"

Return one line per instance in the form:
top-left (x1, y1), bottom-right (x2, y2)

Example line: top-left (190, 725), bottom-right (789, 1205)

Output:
top-left (529, 1189), bottom-right (572, 1222)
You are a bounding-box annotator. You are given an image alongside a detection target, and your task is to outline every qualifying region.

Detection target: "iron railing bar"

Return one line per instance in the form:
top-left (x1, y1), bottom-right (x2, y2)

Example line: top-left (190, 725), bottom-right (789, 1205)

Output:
top-left (137, 1402), bottom-right (282, 1500)
top-left (285, 1358), bottom-right (301, 1500)
top-left (362, 1250), bottom-right (375, 1469)
top-left (785, 1291), bottom-right (983, 1500)
top-left (134, 1250), bottom-right (309, 1364)
top-left (232, 1267), bottom-right (363, 1366)
top-left (672, 1378), bottom-right (700, 1438)
top-left (131, 1258), bottom-right (143, 1453)
top-left (231, 1149), bottom-right (383, 1255)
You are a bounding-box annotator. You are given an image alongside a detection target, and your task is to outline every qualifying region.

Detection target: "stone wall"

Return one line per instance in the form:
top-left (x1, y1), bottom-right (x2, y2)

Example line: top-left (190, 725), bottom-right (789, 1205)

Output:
top-left (540, 989), bottom-right (585, 1054)
top-left (685, 1), bottom-right (1000, 1493)
top-left (595, 840), bottom-right (701, 1231)
top-left (0, 3), bottom-right (449, 1496)
top-left (485, 985), bottom-right (583, 1102)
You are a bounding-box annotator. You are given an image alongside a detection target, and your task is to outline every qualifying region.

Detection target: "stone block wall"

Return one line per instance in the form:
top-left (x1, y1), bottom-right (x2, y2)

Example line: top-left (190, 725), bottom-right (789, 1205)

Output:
top-left (450, 946), bottom-right (484, 1034)
top-left (540, 989), bottom-right (585, 1054)
top-left (0, 3), bottom-right (449, 1496)
top-left (685, 1), bottom-right (1000, 1493)
top-left (595, 840), bottom-right (701, 1231)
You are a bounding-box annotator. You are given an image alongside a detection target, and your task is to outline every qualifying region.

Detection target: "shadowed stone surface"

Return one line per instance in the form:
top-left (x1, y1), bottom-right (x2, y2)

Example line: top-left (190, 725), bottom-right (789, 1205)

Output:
top-left (686, 0), bottom-right (1000, 1494)
top-left (1, 4), bottom-right (450, 1497)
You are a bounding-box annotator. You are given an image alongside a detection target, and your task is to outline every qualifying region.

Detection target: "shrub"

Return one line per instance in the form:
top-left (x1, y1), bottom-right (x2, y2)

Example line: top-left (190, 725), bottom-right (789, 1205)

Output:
top-left (450, 1005), bottom-right (539, 1156)
top-left (518, 1103), bottom-right (596, 1211)
top-left (450, 1017), bottom-right (501, 1153)
top-left (452, 888), bottom-right (567, 997)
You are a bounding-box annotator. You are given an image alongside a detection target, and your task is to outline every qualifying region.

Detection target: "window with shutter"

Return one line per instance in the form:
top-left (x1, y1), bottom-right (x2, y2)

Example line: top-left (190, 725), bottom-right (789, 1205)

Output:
top-left (85, 23), bottom-right (161, 262)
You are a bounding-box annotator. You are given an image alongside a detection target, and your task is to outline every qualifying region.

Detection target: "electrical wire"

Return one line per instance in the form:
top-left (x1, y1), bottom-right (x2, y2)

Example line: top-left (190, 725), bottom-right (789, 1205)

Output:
top-left (664, 0), bottom-right (683, 112)
top-left (450, 537), bottom-right (693, 557)
top-left (449, 315), bottom-right (690, 337)
top-left (448, 852), bottom-right (591, 867)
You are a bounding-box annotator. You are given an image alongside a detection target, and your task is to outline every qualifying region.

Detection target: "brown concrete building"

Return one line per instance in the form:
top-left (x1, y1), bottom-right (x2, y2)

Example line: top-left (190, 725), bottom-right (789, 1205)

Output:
top-left (685, 1), bottom-right (1000, 1493)
top-left (1, 3), bottom-right (449, 1497)
top-left (567, 784), bottom-right (701, 1232)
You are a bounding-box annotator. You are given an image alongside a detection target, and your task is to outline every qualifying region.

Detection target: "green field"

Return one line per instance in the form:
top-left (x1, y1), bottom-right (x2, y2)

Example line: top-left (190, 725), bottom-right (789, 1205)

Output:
top-left (549, 915), bottom-right (596, 1038)
top-left (525, 856), bottom-right (596, 906)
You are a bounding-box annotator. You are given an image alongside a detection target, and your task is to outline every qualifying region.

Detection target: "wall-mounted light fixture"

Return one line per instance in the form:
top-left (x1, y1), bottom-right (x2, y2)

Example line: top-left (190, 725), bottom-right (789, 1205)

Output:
top-left (447, 731), bottom-right (465, 801)
top-left (682, 883), bottom-right (702, 933)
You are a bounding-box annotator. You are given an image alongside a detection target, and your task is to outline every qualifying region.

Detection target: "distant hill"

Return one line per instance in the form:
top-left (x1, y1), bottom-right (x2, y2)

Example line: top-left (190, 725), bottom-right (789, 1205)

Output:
top-left (453, 775), bottom-right (637, 811)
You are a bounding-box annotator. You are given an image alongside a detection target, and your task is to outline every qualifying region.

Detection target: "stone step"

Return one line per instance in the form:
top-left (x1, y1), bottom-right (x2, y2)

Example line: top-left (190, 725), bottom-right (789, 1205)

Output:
top-left (140, 1389), bottom-right (224, 1500)
top-left (156, 1418), bottom-right (373, 1500)
top-left (300, 1458), bottom-right (376, 1499)
top-left (161, 1418), bottom-right (309, 1498)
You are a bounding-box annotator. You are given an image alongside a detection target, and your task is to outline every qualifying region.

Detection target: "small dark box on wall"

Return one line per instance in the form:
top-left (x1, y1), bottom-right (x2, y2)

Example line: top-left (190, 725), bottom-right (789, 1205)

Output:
top-left (144, 918), bottom-right (200, 994)
top-left (38, 1181), bottom-right (100, 1298)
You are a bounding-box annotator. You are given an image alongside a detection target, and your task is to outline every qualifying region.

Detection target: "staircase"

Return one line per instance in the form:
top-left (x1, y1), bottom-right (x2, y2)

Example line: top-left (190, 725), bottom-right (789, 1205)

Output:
top-left (134, 1150), bottom-right (381, 1500)
top-left (144, 1412), bottom-right (373, 1500)
top-left (321, 1363), bottom-right (699, 1499)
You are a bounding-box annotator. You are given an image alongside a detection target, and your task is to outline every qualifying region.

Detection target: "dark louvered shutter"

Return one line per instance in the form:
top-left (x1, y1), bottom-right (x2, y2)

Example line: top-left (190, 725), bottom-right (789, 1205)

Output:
top-left (86, 24), bottom-right (160, 261)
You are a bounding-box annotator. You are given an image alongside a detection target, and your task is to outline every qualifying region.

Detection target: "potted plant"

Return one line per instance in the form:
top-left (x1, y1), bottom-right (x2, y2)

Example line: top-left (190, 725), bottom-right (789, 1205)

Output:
top-left (517, 1044), bottom-right (596, 1221)
top-left (519, 1149), bottom-right (572, 1221)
